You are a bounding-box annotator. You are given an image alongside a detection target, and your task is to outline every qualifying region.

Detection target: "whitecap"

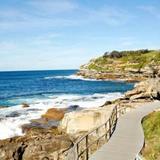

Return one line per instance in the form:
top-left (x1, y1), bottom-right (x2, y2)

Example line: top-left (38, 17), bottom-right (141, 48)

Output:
top-left (44, 74), bottom-right (127, 82)
top-left (44, 75), bottom-right (101, 81)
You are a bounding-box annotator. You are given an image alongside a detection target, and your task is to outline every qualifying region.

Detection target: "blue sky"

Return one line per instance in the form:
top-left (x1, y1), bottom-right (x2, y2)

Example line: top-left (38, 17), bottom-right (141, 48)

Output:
top-left (0, 0), bottom-right (160, 71)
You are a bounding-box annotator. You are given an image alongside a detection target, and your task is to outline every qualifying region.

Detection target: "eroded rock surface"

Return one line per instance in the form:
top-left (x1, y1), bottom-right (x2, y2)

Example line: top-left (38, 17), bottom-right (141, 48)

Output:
top-left (42, 108), bottom-right (65, 121)
top-left (125, 78), bottom-right (160, 100)
top-left (0, 128), bottom-right (73, 160)
top-left (59, 105), bottom-right (114, 135)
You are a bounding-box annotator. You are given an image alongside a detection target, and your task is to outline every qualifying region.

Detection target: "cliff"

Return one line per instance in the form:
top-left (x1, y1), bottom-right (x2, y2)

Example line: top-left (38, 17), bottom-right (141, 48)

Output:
top-left (77, 49), bottom-right (160, 82)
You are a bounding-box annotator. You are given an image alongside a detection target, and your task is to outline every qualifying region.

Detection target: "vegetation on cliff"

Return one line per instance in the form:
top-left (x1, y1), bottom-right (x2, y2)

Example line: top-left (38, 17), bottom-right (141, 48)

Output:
top-left (78, 49), bottom-right (160, 81)
top-left (81, 49), bottom-right (160, 73)
top-left (142, 111), bottom-right (160, 160)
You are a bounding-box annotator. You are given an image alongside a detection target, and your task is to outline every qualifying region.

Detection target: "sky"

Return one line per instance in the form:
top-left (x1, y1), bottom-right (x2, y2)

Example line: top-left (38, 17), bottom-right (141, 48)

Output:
top-left (0, 0), bottom-right (160, 71)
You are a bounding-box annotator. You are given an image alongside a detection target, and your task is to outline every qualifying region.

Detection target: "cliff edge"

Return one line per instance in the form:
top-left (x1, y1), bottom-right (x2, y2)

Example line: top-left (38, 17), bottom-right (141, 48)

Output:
top-left (77, 49), bottom-right (160, 82)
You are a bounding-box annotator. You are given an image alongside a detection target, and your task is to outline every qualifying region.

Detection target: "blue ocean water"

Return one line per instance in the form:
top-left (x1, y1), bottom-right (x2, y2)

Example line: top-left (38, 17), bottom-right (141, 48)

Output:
top-left (0, 70), bottom-right (134, 139)
top-left (0, 70), bottom-right (133, 106)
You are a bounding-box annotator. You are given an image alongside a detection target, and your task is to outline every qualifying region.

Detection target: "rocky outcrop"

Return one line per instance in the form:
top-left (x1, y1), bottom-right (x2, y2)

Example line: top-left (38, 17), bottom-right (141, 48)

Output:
top-left (42, 108), bottom-right (64, 121)
top-left (59, 105), bottom-right (114, 135)
top-left (77, 50), bottom-right (160, 82)
top-left (77, 69), bottom-right (145, 82)
top-left (125, 78), bottom-right (160, 100)
top-left (22, 118), bottom-right (59, 133)
top-left (0, 128), bottom-right (73, 160)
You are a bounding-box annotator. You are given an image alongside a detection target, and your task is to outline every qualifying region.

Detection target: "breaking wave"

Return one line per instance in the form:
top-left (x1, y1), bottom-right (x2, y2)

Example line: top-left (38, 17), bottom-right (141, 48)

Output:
top-left (0, 92), bottom-right (123, 139)
top-left (44, 75), bottom-right (99, 81)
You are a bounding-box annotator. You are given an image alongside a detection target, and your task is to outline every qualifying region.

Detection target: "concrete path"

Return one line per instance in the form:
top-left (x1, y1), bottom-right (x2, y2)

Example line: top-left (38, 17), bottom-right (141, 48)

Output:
top-left (90, 101), bottom-right (160, 160)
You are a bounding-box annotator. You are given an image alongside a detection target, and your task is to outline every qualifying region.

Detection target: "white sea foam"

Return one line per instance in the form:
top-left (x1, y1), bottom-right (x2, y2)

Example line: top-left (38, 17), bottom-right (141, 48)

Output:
top-left (44, 75), bottom-right (126, 82)
top-left (44, 75), bottom-right (100, 81)
top-left (0, 92), bottom-right (123, 139)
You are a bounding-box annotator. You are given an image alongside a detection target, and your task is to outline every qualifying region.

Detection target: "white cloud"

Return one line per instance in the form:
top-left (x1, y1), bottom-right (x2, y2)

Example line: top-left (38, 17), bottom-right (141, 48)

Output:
top-left (0, 0), bottom-right (78, 30)
top-left (0, 1), bottom-right (132, 32)
top-left (0, 2), bottom-right (134, 71)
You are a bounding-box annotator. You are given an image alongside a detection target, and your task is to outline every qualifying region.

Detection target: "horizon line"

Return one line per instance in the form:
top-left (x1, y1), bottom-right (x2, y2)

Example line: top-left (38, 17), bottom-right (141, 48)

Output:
top-left (0, 68), bottom-right (78, 72)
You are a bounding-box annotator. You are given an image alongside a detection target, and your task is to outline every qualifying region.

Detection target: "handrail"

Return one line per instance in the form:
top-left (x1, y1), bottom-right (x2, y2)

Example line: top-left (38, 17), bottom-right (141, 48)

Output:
top-left (65, 104), bottom-right (128, 160)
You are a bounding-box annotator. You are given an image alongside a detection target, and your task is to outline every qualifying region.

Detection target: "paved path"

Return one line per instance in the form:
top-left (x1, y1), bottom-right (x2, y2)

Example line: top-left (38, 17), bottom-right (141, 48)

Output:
top-left (90, 101), bottom-right (160, 160)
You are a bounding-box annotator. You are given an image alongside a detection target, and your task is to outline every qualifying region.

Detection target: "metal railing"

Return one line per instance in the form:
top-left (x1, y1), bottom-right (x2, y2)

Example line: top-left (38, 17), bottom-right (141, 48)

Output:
top-left (65, 104), bottom-right (127, 160)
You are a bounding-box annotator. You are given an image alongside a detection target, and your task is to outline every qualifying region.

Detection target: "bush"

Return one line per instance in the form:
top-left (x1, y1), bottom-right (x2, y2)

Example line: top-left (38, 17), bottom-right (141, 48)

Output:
top-left (108, 51), bottom-right (123, 58)
top-left (104, 49), bottom-right (150, 58)
top-left (103, 52), bottom-right (109, 57)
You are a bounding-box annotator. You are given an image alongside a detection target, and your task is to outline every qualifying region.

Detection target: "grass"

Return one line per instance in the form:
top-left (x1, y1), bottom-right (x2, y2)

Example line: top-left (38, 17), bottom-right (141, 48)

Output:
top-left (142, 111), bottom-right (160, 160)
top-left (85, 50), bottom-right (160, 72)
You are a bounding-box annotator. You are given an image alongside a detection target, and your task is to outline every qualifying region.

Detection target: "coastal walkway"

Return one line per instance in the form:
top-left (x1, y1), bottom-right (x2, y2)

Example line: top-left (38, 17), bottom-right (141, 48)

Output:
top-left (90, 101), bottom-right (160, 160)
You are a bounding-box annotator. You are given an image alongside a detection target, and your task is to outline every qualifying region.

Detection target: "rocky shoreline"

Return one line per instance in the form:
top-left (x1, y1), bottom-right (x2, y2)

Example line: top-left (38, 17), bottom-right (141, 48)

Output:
top-left (76, 69), bottom-right (147, 82)
top-left (0, 78), bottom-right (160, 160)
top-left (77, 50), bottom-right (160, 82)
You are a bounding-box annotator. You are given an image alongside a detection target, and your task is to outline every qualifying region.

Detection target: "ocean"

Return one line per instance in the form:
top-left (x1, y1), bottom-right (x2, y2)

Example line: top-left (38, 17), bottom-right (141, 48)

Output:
top-left (0, 70), bottom-right (134, 139)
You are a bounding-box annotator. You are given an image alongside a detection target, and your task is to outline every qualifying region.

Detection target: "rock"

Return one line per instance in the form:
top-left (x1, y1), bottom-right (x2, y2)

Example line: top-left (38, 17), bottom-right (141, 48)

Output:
top-left (22, 103), bottom-right (30, 108)
top-left (68, 105), bottom-right (79, 110)
top-left (101, 101), bottom-right (112, 106)
top-left (67, 105), bottom-right (81, 112)
top-left (0, 128), bottom-right (73, 160)
top-left (129, 93), bottom-right (149, 101)
top-left (0, 106), bottom-right (8, 109)
top-left (59, 105), bottom-right (114, 135)
top-left (42, 108), bottom-right (64, 121)
top-left (22, 119), bottom-right (60, 133)
top-left (22, 123), bottom-right (37, 133)
top-left (6, 111), bottom-right (20, 117)
top-left (26, 108), bottom-right (42, 112)
top-left (125, 78), bottom-right (160, 100)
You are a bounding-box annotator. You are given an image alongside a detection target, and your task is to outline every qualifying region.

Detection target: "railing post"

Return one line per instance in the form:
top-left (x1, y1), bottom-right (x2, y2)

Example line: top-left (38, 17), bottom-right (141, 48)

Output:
top-left (115, 105), bottom-right (118, 121)
top-left (76, 143), bottom-right (79, 160)
top-left (105, 122), bottom-right (108, 141)
top-left (109, 118), bottom-right (112, 137)
top-left (96, 128), bottom-right (99, 148)
top-left (86, 135), bottom-right (89, 160)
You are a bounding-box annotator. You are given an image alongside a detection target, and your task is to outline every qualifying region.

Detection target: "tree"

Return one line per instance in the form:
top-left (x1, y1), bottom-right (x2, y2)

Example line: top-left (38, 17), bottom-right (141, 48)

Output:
top-left (109, 51), bottom-right (123, 58)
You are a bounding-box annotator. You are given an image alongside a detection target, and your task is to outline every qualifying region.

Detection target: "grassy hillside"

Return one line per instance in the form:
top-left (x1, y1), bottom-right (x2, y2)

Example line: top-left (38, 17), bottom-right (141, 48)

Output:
top-left (82, 50), bottom-right (160, 73)
top-left (142, 111), bottom-right (160, 160)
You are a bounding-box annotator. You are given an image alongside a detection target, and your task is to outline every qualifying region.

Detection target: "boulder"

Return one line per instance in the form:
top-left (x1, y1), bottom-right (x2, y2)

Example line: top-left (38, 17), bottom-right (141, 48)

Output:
top-left (59, 105), bottom-right (114, 135)
top-left (42, 108), bottom-right (64, 121)
top-left (125, 78), bottom-right (160, 100)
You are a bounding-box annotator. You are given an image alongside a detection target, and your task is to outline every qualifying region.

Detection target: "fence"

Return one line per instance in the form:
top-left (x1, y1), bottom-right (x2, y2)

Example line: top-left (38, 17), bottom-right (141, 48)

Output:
top-left (65, 104), bottom-right (127, 160)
